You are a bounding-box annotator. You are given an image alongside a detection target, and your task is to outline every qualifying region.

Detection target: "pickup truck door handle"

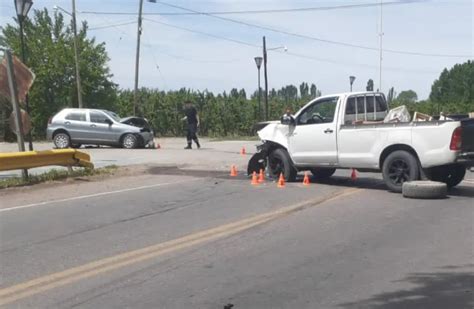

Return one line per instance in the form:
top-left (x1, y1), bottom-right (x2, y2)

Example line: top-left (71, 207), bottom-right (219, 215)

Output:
top-left (90, 124), bottom-right (96, 128)
top-left (324, 128), bottom-right (334, 134)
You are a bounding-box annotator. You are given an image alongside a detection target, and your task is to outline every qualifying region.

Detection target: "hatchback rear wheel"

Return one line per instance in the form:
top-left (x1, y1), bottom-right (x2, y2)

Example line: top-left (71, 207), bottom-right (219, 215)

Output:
top-left (53, 132), bottom-right (71, 149)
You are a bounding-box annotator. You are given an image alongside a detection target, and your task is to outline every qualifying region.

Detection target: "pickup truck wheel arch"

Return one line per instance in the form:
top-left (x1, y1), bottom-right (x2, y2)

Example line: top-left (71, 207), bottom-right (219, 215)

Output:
top-left (382, 150), bottom-right (420, 193)
top-left (379, 144), bottom-right (419, 169)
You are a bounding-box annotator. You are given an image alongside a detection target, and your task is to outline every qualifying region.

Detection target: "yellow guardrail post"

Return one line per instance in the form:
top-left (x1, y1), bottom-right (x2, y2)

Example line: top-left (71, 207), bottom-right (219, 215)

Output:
top-left (0, 149), bottom-right (94, 172)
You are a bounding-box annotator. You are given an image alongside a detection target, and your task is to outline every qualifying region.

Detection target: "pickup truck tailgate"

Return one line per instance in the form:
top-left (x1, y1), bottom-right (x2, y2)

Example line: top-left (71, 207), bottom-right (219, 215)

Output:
top-left (461, 118), bottom-right (474, 153)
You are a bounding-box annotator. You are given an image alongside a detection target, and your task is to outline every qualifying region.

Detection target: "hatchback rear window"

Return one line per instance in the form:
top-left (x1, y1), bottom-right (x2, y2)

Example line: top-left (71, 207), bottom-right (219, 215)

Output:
top-left (65, 112), bottom-right (86, 121)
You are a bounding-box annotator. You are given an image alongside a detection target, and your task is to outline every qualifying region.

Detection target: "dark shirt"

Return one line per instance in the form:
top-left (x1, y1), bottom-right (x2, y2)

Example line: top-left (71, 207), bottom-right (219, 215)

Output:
top-left (185, 106), bottom-right (198, 124)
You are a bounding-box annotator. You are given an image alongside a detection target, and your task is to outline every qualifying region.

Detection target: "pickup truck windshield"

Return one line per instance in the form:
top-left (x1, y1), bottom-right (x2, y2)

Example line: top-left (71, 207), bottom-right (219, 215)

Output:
top-left (297, 96), bottom-right (338, 125)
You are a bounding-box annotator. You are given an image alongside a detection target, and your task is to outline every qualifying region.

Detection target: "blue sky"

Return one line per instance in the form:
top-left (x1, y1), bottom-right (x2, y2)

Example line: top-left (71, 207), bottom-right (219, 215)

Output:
top-left (1, 0), bottom-right (472, 99)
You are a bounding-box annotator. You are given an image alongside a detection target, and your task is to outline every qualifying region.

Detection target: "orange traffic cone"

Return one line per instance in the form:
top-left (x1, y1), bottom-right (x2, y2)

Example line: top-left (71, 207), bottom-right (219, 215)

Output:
top-left (240, 147), bottom-right (246, 155)
top-left (303, 172), bottom-right (310, 186)
top-left (277, 173), bottom-right (285, 188)
top-left (351, 168), bottom-right (357, 181)
top-left (258, 169), bottom-right (265, 183)
top-left (230, 165), bottom-right (237, 177)
top-left (251, 171), bottom-right (259, 185)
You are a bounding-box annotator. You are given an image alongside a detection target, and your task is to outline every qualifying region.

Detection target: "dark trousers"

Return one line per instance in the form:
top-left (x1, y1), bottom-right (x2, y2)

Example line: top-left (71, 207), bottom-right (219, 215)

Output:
top-left (186, 123), bottom-right (199, 145)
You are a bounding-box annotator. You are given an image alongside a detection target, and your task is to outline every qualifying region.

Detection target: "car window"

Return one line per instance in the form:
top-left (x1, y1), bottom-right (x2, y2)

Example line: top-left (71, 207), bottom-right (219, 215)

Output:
top-left (344, 94), bottom-right (388, 123)
top-left (297, 97), bottom-right (338, 125)
top-left (65, 111), bottom-right (86, 122)
top-left (90, 111), bottom-right (110, 123)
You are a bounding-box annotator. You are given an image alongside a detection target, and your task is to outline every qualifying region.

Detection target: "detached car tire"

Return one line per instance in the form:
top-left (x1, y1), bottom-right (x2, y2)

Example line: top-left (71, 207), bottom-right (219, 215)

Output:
top-left (382, 150), bottom-right (420, 193)
top-left (268, 148), bottom-right (297, 182)
top-left (122, 133), bottom-right (138, 149)
top-left (402, 181), bottom-right (447, 199)
top-left (53, 132), bottom-right (71, 149)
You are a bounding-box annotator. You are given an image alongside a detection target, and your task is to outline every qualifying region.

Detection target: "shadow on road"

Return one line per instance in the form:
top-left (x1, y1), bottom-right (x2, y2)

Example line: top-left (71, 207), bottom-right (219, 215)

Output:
top-left (339, 265), bottom-right (474, 309)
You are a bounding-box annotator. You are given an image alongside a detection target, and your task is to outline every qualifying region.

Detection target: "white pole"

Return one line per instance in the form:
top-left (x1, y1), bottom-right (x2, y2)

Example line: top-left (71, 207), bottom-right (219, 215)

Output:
top-left (379, 0), bottom-right (383, 92)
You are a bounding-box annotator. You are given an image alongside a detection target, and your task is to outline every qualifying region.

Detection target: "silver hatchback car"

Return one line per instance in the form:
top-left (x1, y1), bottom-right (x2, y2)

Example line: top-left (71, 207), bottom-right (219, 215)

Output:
top-left (47, 108), bottom-right (155, 149)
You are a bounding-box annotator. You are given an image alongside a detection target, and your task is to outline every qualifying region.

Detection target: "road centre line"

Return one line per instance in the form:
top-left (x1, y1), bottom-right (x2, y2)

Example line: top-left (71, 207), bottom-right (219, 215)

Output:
top-left (0, 179), bottom-right (201, 213)
top-left (0, 188), bottom-right (362, 306)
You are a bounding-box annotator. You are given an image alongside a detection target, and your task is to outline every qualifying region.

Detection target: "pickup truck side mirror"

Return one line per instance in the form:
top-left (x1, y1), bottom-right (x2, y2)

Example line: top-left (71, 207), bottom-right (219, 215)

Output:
top-left (281, 114), bottom-right (295, 126)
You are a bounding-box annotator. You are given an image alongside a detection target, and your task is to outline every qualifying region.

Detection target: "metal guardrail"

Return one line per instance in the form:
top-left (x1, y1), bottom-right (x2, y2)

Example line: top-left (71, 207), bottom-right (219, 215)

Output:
top-left (0, 149), bottom-right (94, 171)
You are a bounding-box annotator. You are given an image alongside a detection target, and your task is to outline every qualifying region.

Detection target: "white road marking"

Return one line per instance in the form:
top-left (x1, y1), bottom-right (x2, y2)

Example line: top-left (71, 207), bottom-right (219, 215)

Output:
top-left (0, 179), bottom-right (200, 213)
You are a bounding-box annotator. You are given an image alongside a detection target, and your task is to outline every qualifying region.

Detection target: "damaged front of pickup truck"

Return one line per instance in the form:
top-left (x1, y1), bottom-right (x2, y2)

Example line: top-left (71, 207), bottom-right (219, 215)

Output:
top-left (248, 92), bottom-right (474, 192)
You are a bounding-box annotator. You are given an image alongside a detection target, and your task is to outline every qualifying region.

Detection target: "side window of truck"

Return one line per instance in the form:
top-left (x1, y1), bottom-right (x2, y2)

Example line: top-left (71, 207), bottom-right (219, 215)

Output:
top-left (344, 95), bottom-right (388, 124)
top-left (297, 97), bottom-right (338, 125)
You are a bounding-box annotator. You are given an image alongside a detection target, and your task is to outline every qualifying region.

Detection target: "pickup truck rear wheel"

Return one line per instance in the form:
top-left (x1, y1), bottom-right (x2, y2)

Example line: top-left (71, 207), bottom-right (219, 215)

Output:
top-left (310, 168), bottom-right (336, 179)
top-left (427, 164), bottom-right (466, 188)
top-left (382, 150), bottom-right (420, 193)
top-left (268, 148), bottom-right (297, 182)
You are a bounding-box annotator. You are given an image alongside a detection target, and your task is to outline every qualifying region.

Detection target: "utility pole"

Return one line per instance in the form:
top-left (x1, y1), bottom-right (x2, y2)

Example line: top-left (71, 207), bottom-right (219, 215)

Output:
top-left (378, 0), bottom-right (383, 92)
top-left (5, 49), bottom-right (28, 179)
top-left (71, 0), bottom-right (83, 108)
top-left (133, 0), bottom-right (144, 116)
top-left (263, 36), bottom-right (269, 121)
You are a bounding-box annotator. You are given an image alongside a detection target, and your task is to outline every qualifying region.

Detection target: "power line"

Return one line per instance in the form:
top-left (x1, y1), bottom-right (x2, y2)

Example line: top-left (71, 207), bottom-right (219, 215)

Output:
top-left (89, 20), bottom-right (137, 31)
top-left (80, 1), bottom-right (419, 16)
top-left (144, 18), bottom-right (259, 48)
top-left (154, 1), bottom-right (470, 58)
top-left (144, 18), bottom-right (438, 74)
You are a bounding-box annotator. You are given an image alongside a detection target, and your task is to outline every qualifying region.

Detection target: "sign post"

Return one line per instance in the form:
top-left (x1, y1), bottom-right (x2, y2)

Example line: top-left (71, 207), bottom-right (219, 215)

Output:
top-left (4, 49), bottom-right (27, 179)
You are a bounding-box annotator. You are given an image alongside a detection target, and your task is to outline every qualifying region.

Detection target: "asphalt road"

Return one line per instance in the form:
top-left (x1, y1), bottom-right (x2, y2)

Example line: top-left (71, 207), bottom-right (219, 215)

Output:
top-left (1, 167), bottom-right (473, 308)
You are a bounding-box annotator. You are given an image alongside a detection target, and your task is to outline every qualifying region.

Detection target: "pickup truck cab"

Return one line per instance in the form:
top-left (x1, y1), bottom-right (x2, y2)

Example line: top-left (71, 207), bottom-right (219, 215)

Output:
top-left (248, 91), bottom-right (474, 192)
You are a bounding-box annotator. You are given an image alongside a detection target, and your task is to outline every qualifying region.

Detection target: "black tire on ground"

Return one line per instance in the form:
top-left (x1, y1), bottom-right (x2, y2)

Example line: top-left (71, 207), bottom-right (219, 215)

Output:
top-left (382, 150), bottom-right (420, 193)
top-left (402, 181), bottom-right (447, 199)
top-left (427, 164), bottom-right (466, 188)
top-left (122, 134), bottom-right (138, 149)
top-left (310, 168), bottom-right (336, 179)
top-left (53, 132), bottom-right (71, 149)
top-left (247, 152), bottom-right (266, 176)
top-left (268, 148), bottom-right (297, 182)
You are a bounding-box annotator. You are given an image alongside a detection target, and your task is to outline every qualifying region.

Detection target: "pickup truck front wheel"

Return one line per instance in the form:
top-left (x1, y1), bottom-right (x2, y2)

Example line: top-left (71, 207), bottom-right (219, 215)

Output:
top-left (382, 150), bottom-right (420, 193)
top-left (268, 148), bottom-right (297, 182)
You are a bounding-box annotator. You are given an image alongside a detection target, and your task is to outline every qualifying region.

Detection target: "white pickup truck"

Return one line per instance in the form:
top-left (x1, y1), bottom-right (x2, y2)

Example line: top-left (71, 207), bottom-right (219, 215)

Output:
top-left (248, 91), bottom-right (474, 192)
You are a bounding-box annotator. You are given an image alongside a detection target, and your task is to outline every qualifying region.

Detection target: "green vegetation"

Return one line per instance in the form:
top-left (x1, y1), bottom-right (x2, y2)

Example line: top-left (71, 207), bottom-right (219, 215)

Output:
top-left (0, 165), bottom-right (118, 189)
top-left (1, 9), bottom-right (473, 141)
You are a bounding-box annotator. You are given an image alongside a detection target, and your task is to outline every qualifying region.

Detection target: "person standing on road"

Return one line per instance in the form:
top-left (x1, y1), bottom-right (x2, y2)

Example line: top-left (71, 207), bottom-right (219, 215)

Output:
top-left (182, 101), bottom-right (201, 149)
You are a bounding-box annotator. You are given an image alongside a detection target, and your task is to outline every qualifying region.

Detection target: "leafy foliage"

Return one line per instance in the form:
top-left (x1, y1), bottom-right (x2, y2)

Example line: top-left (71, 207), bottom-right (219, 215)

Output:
top-left (0, 9), bottom-right (116, 138)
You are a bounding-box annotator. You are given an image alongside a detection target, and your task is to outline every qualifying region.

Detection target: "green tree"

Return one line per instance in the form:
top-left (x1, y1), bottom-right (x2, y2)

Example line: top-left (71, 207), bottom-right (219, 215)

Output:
top-left (1, 9), bottom-right (116, 137)
top-left (429, 60), bottom-right (473, 113)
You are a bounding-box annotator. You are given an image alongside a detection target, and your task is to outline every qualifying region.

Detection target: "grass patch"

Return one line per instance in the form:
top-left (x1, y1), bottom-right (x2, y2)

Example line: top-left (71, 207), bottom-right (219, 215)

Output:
top-left (0, 165), bottom-right (119, 189)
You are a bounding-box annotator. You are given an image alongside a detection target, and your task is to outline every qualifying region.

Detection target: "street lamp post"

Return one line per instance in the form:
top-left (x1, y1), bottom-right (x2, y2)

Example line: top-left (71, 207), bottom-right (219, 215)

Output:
top-left (254, 56), bottom-right (262, 121)
top-left (54, 2), bottom-right (83, 108)
top-left (349, 76), bottom-right (356, 92)
top-left (15, 0), bottom-right (33, 151)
